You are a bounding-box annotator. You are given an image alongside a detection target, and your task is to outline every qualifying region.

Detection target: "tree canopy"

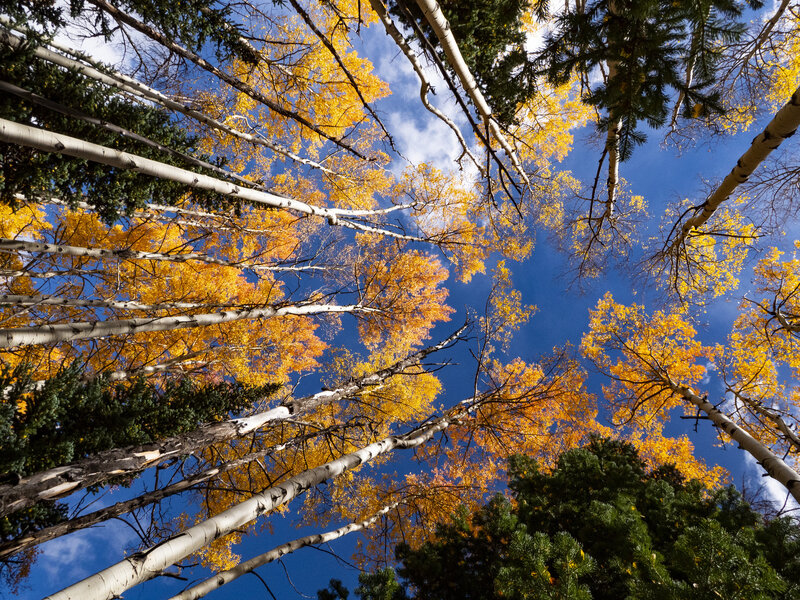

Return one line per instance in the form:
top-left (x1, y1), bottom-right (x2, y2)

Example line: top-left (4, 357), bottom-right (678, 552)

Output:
top-left (0, 0), bottom-right (798, 597)
top-left (327, 439), bottom-right (800, 600)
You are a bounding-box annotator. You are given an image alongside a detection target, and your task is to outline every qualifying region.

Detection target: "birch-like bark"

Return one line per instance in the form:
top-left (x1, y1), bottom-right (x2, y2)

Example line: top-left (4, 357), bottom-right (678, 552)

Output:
top-left (169, 504), bottom-right (398, 600)
top-left (0, 118), bottom-right (422, 234)
top-left (0, 425), bottom-right (336, 559)
top-left (603, 0), bottom-right (621, 214)
top-left (0, 237), bottom-right (281, 272)
top-left (668, 85), bottom-right (800, 251)
top-left (0, 302), bottom-right (370, 349)
top-left (0, 80), bottom-right (267, 192)
top-left (0, 326), bottom-right (465, 515)
top-left (83, 0), bottom-right (366, 159)
top-left (0, 25), bottom-right (345, 179)
top-left (367, 0), bottom-right (483, 173)
top-left (0, 118), bottom-right (345, 222)
top-left (412, 0), bottom-right (531, 189)
top-left (666, 379), bottom-right (800, 503)
top-left (0, 294), bottom-right (240, 311)
top-left (0, 268), bottom-right (109, 280)
top-left (44, 417), bottom-right (457, 600)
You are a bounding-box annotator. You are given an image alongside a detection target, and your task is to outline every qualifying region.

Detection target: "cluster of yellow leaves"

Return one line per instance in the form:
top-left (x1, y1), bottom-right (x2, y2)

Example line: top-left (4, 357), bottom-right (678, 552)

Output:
top-left (511, 75), bottom-right (593, 172)
top-left (722, 243), bottom-right (800, 464)
top-left (659, 197), bottom-right (758, 304)
top-left (581, 293), bottom-right (711, 423)
top-left (479, 261), bottom-right (537, 356)
top-left (0, 204), bottom-right (328, 385)
top-left (214, 1), bottom-right (389, 158)
top-left (356, 239), bottom-right (453, 355)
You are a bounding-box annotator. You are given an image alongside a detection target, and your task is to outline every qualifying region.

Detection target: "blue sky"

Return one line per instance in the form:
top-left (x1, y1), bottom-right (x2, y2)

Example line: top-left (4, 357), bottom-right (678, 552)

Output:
top-left (9, 3), bottom-right (800, 599)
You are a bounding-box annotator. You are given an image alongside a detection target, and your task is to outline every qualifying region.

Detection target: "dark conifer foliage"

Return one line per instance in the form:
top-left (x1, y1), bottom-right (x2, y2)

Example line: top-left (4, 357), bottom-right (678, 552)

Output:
top-left (0, 363), bottom-right (276, 479)
top-left (388, 0), bottom-right (535, 126)
top-left (531, 0), bottom-right (763, 159)
top-left (0, 47), bottom-right (232, 222)
top-left (0, 0), bottom-right (259, 64)
top-left (333, 438), bottom-right (800, 599)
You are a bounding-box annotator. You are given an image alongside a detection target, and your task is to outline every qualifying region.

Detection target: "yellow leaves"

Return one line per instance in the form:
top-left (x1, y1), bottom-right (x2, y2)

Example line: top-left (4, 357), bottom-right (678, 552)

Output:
top-left (582, 293), bottom-right (711, 421)
top-left (660, 197), bottom-right (758, 304)
top-left (511, 75), bottom-right (592, 170)
top-left (480, 261), bottom-right (537, 356)
top-left (356, 242), bottom-right (453, 354)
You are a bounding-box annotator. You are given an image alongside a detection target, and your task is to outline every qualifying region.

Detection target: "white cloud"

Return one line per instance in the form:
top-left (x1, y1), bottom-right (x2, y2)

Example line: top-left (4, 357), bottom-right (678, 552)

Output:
top-left (388, 110), bottom-right (462, 170)
top-left (38, 517), bottom-right (139, 586)
top-left (742, 452), bottom-right (800, 514)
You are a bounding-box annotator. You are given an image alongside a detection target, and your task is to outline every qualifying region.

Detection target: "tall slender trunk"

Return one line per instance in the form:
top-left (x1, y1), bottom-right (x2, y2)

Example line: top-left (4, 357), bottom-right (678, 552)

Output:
top-left (367, 0), bottom-right (482, 173)
top-left (0, 118), bottom-right (343, 222)
top-left (0, 424), bottom-right (339, 559)
top-left (169, 504), bottom-right (397, 600)
top-left (83, 0), bottom-right (366, 159)
top-left (668, 85), bottom-right (800, 252)
top-left (0, 326), bottom-right (465, 516)
top-left (0, 80), bottom-right (267, 192)
top-left (412, 0), bottom-right (531, 189)
top-left (0, 294), bottom-right (242, 311)
top-left (604, 0), bottom-right (621, 214)
top-left (0, 302), bottom-right (370, 348)
top-left (0, 26), bottom-right (345, 178)
top-left (0, 237), bottom-right (281, 272)
top-left (0, 118), bottom-right (423, 235)
top-left (44, 415), bottom-right (460, 600)
top-left (666, 378), bottom-right (800, 503)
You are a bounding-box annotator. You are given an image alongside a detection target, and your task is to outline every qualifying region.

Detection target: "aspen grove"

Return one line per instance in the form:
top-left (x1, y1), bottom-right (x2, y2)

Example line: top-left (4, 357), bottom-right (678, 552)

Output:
top-left (0, 0), bottom-right (799, 598)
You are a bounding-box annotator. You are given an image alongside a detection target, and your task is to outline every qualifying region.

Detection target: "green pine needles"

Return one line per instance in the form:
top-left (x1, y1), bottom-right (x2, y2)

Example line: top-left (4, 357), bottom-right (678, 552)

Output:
top-left (531, 0), bottom-right (763, 159)
top-left (324, 438), bottom-right (800, 599)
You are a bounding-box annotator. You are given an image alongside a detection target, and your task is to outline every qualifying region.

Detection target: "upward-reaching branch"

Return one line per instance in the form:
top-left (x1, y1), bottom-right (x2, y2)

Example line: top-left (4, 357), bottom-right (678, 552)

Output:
top-left (0, 26), bottom-right (347, 178)
top-left (44, 408), bottom-right (471, 600)
top-left (84, 0), bottom-right (368, 159)
top-left (411, 0), bottom-right (531, 190)
top-left (0, 325), bottom-right (467, 516)
top-left (665, 85), bottom-right (800, 253)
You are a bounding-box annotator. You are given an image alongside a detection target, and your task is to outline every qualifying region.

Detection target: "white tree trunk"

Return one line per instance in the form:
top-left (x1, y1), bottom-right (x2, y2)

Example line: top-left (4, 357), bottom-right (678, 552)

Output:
top-left (671, 85), bottom-right (800, 249)
top-left (667, 379), bottom-right (800, 503)
top-left (44, 418), bottom-right (455, 600)
top-left (0, 326), bottom-right (465, 514)
top-left (412, 0), bottom-right (531, 189)
top-left (0, 26), bottom-right (343, 178)
top-left (0, 294), bottom-right (236, 311)
top-left (0, 118), bottom-right (422, 235)
top-left (0, 303), bottom-right (370, 348)
top-left (368, 0), bottom-right (482, 173)
top-left (169, 504), bottom-right (397, 600)
top-left (0, 237), bottom-right (276, 271)
top-left (0, 118), bottom-right (348, 222)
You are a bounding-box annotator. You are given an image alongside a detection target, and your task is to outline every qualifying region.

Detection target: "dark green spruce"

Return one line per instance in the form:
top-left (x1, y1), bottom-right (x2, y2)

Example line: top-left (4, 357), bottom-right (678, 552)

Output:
top-left (0, 46), bottom-right (234, 222)
top-left (322, 438), bottom-right (800, 599)
top-left (530, 0), bottom-right (762, 159)
top-left (0, 361), bottom-right (277, 542)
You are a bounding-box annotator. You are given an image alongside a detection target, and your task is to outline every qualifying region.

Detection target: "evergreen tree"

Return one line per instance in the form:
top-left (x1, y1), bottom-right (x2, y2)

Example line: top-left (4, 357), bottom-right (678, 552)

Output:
top-left (531, 0), bottom-right (762, 160)
top-left (340, 438), bottom-right (800, 599)
top-left (0, 0), bottom-right (258, 64)
top-left (388, 0), bottom-right (535, 126)
top-left (0, 362), bottom-right (278, 541)
top-left (0, 47), bottom-right (230, 222)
